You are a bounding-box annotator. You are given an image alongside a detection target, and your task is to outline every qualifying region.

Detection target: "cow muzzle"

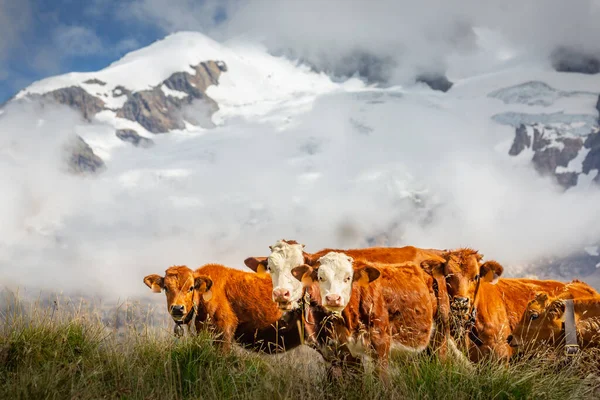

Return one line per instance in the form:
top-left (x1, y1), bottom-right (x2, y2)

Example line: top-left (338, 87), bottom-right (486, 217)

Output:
top-left (325, 294), bottom-right (343, 309)
top-left (507, 334), bottom-right (521, 348)
top-left (170, 304), bottom-right (186, 321)
top-left (273, 288), bottom-right (293, 310)
top-left (451, 297), bottom-right (470, 313)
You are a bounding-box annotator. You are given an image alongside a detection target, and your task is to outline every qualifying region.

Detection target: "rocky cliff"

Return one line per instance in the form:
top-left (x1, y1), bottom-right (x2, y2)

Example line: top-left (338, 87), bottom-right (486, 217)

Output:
top-left (10, 59), bottom-right (227, 174)
top-left (507, 93), bottom-right (600, 189)
top-left (116, 60), bottom-right (225, 133)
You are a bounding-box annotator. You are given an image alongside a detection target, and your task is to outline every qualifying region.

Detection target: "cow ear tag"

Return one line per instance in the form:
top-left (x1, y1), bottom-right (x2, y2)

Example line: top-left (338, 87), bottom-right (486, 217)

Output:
top-left (257, 264), bottom-right (268, 277)
top-left (202, 290), bottom-right (213, 301)
top-left (151, 284), bottom-right (162, 293)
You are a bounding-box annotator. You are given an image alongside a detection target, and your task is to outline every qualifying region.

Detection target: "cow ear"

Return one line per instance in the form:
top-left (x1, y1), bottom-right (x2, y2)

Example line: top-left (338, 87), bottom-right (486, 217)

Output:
top-left (547, 299), bottom-right (566, 320)
top-left (353, 263), bottom-right (381, 286)
top-left (143, 274), bottom-right (164, 293)
top-left (195, 275), bottom-right (213, 301)
top-left (420, 259), bottom-right (445, 278)
top-left (291, 264), bottom-right (314, 284)
top-left (480, 261), bottom-right (503, 284)
top-left (441, 251), bottom-right (452, 261)
top-left (244, 257), bottom-right (268, 275)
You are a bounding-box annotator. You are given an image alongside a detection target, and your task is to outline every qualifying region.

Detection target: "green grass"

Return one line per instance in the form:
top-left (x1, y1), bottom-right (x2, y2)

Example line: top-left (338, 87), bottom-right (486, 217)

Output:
top-left (1, 292), bottom-right (599, 399)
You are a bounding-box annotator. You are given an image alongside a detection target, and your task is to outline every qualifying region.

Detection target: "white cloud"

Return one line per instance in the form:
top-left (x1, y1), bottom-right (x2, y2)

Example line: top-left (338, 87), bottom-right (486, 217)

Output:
top-left (53, 25), bottom-right (105, 56)
top-left (115, 38), bottom-right (141, 54)
top-left (120, 0), bottom-right (600, 84)
top-left (122, 0), bottom-right (229, 32)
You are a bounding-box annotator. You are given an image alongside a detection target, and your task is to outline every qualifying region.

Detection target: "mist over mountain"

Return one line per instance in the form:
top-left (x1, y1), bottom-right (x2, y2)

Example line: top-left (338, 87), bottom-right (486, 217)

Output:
top-left (2, 10), bottom-right (600, 301)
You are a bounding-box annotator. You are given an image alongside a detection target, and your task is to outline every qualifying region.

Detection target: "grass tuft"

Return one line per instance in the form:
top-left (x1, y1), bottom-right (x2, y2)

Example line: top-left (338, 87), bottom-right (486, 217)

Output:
top-left (1, 291), bottom-right (599, 399)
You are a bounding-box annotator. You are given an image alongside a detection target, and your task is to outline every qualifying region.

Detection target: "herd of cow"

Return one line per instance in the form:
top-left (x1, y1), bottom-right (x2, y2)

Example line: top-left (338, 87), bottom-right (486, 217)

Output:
top-left (143, 239), bottom-right (600, 380)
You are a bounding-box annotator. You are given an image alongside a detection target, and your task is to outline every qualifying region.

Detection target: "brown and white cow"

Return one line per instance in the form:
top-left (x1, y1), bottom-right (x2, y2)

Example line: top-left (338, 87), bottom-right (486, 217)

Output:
top-left (144, 264), bottom-right (304, 353)
top-left (244, 239), bottom-right (456, 358)
top-left (291, 252), bottom-right (391, 380)
top-left (509, 293), bottom-right (600, 352)
top-left (422, 255), bottom-right (600, 361)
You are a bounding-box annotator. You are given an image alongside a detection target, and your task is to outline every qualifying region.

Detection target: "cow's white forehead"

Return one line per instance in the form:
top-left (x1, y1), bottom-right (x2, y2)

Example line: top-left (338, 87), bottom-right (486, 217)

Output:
top-left (267, 240), bottom-right (304, 269)
top-left (317, 252), bottom-right (354, 274)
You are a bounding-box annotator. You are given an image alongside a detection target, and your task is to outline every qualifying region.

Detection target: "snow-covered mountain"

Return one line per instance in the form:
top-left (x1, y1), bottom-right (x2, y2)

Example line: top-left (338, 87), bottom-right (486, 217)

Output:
top-left (2, 31), bottom-right (600, 295)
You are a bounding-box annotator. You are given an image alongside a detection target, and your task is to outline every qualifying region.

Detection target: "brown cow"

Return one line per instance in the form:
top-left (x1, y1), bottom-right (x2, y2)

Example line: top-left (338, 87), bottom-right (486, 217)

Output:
top-left (422, 255), bottom-right (600, 361)
top-left (509, 293), bottom-right (600, 352)
top-left (291, 252), bottom-right (391, 381)
top-left (245, 240), bottom-right (457, 359)
top-left (144, 264), bottom-right (305, 353)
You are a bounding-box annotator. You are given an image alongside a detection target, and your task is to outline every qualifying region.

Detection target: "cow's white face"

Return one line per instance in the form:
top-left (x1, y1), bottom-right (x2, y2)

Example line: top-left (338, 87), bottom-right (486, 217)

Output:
top-left (267, 240), bottom-right (306, 310)
top-left (315, 252), bottom-right (355, 312)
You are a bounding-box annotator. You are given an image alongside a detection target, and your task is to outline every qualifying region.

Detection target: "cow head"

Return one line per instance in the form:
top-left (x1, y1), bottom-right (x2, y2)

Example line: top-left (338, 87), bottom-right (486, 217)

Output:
top-left (291, 252), bottom-right (380, 313)
top-left (244, 239), bottom-right (308, 311)
top-left (423, 250), bottom-right (501, 315)
top-left (508, 293), bottom-right (567, 350)
top-left (143, 265), bottom-right (213, 323)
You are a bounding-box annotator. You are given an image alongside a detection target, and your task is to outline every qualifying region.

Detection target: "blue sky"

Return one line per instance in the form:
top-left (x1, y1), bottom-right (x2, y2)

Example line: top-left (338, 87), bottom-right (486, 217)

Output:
top-left (0, 0), bottom-right (160, 103)
top-left (0, 0), bottom-right (230, 103)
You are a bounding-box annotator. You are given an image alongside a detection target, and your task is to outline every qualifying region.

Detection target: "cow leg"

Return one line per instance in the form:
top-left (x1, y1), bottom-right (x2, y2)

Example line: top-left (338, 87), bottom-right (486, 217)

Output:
top-left (371, 331), bottom-right (391, 385)
top-left (431, 276), bottom-right (451, 360)
top-left (211, 306), bottom-right (238, 353)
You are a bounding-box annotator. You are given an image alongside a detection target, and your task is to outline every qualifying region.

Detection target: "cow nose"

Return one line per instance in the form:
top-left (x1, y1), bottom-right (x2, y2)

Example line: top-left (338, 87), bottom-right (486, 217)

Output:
top-left (452, 297), bottom-right (469, 309)
top-left (273, 288), bottom-right (291, 302)
top-left (325, 294), bottom-right (342, 306)
top-left (507, 335), bottom-right (514, 344)
top-left (170, 305), bottom-right (185, 315)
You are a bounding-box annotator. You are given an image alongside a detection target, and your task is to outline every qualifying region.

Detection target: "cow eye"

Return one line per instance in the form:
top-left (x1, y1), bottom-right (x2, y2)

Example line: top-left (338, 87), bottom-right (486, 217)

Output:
top-left (344, 276), bottom-right (350, 283)
top-left (318, 276), bottom-right (324, 282)
top-left (473, 274), bottom-right (480, 282)
top-left (530, 312), bottom-right (539, 320)
top-left (189, 286), bottom-right (194, 292)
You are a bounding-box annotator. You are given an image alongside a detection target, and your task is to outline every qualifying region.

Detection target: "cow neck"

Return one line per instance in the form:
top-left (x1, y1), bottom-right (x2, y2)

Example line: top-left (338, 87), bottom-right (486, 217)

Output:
top-left (173, 291), bottom-right (199, 337)
top-left (466, 275), bottom-right (482, 328)
top-left (280, 300), bottom-right (303, 325)
top-left (449, 275), bottom-right (483, 350)
top-left (301, 286), bottom-right (347, 339)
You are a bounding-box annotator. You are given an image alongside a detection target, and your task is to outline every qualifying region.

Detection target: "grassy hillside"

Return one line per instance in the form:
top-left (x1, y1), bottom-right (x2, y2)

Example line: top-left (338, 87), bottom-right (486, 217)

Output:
top-left (1, 292), bottom-right (599, 399)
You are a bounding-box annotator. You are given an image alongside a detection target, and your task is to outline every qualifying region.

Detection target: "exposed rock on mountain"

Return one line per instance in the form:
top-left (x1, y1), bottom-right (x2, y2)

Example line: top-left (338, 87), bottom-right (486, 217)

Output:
top-left (116, 129), bottom-right (154, 148)
top-left (509, 124), bottom-right (530, 155)
top-left (116, 60), bottom-right (225, 133)
top-left (508, 124), bottom-right (590, 189)
top-left (83, 78), bottom-right (106, 86)
top-left (41, 86), bottom-right (105, 121)
top-left (583, 131), bottom-right (600, 183)
top-left (416, 74), bottom-right (454, 92)
top-left (20, 60), bottom-right (226, 134)
top-left (279, 49), bottom-right (396, 85)
top-left (551, 47), bottom-right (600, 75)
top-left (531, 134), bottom-right (582, 174)
top-left (65, 136), bottom-right (105, 174)
top-left (11, 58), bottom-right (227, 174)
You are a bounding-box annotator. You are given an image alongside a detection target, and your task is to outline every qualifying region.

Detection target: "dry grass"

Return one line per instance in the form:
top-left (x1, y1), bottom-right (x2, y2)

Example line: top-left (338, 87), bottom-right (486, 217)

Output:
top-left (1, 289), bottom-right (599, 399)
